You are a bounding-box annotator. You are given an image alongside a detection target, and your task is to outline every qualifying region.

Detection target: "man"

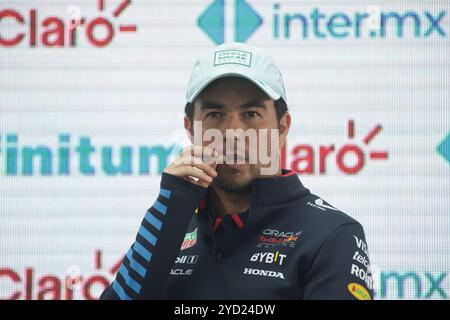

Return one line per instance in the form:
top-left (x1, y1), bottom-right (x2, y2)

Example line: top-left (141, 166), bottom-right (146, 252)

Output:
top-left (100, 42), bottom-right (373, 300)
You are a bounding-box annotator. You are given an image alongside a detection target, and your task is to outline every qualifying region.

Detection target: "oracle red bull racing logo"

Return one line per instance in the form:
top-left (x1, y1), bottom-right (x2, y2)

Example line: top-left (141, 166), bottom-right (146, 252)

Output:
top-left (0, 0), bottom-right (137, 47)
top-left (257, 228), bottom-right (302, 248)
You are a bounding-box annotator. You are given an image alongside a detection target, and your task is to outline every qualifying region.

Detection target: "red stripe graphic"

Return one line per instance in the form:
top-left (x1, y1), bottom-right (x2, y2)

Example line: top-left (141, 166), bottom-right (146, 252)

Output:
top-left (98, 0), bottom-right (104, 11)
top-left (369, 152), bottom-right (388, 160)
top-left (119, 25), bottom-right (137, 32)
top-left (364, 124), bottom-right (382, 145)
top-left (113, 0), bottom-right (131, 17)
top-left (348, 119), bottom-right (354, 138)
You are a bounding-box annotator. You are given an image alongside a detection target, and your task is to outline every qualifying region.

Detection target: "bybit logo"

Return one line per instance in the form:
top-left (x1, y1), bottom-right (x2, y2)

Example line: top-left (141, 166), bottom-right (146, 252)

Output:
top-left (250, 251), bottom-right (286, 266)
top-left (0, 0), bottom-right (137, 47)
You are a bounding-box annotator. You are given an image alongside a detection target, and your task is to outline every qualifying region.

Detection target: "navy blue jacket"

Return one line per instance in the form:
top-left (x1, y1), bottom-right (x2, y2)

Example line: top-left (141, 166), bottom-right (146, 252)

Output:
top-left (100, 170), bottom-right (373, 300)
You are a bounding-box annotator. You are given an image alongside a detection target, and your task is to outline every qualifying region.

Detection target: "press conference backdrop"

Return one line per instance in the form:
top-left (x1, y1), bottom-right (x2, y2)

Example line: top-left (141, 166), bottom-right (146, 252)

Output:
top-left (0, 0), bottom-right (449, 300)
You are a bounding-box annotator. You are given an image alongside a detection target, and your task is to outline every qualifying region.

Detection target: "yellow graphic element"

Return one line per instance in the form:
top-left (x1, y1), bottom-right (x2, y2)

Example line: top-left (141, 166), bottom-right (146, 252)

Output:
top-left (347, 283), bottom-right (371, 300)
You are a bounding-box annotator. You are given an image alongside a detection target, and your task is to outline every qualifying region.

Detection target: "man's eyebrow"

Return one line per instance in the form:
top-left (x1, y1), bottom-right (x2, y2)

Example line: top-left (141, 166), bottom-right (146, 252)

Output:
top-left (240, 99), bottom-right (267, 109)
top-left (200, 101), bottom-right (225, 110)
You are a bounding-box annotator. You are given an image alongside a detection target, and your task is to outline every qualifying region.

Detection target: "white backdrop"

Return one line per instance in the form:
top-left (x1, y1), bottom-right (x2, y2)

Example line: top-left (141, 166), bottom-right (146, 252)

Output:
top-left (0, 0), bottom-right (449, 299)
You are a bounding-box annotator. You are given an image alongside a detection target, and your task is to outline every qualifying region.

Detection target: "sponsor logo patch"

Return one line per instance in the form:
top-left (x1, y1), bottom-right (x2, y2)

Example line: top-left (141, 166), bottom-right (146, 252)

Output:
top-left (250, 251), bottom-right (286, 266)
top-left (243, 267), bottom-right (285, 279)
top-left (175, 255), bottom-right (199, 265)
top-left (347, 282), bottom-right (371, 300)
top-left (181, 228), bottom-right (198, 250)
top-left (170, 268), bottom-right (194, 276)
top-left (307, 198), bottom-right (339, 211)
top-left (351, 263), bottom-right (373, 289)
top-left (214, 49), bottom-right (252, 67)
top-left (257, 228), bottom-right (302, 248)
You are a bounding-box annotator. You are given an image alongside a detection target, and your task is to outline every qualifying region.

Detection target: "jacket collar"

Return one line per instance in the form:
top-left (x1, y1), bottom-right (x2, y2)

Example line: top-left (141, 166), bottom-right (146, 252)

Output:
top-left (250, 169), bottom-right (310, 207)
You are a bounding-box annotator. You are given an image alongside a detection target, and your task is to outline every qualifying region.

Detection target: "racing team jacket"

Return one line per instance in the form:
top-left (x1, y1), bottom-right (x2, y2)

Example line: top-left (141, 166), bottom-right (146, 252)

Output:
top-left (100, 170), bottom-right (373, 300)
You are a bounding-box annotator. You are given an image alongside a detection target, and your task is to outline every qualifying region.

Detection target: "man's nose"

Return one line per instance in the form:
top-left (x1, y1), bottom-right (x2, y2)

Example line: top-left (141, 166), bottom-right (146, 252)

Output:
top-left (221, 113), bottom-right (248, 147)
top-left (220, 113), bottom-right (249, 155)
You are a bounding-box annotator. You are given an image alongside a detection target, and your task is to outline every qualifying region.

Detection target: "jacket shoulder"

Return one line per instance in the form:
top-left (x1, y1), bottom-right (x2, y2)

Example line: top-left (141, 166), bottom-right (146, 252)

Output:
top-left (288, 192), bottom-right (364, 240)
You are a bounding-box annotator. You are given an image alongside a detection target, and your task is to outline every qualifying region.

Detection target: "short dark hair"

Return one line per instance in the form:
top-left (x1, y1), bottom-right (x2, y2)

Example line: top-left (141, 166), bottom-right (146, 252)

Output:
top-left (184, 98), bottom-right (288, 123)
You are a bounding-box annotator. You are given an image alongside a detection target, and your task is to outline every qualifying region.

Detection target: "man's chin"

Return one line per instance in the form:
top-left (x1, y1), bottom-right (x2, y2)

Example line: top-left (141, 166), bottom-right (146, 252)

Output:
top-left (220, 163), bottom-right (248, 171)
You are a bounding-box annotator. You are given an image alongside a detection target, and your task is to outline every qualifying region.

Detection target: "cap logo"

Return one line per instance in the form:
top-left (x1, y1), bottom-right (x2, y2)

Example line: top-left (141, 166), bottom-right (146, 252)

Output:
top-left (214, 49), bottom-right (252, 67)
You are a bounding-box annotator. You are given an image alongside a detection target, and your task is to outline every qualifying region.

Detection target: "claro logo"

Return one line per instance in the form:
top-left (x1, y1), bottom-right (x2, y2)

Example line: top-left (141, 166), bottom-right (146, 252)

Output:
top-left (282, 120), bottom-right (388, 175)
top-left (0, 0), bottom-right (137, 48)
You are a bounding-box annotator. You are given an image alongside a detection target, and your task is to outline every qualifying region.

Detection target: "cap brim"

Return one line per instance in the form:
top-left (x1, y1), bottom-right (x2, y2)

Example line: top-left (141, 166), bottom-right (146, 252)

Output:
top-left (187, 72), bottom-right (281, 103)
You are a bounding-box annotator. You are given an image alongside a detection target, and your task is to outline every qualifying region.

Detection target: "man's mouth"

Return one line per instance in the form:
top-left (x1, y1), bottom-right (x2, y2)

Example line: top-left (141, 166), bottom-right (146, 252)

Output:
top-left (218, 153), bottom-right (249, 172)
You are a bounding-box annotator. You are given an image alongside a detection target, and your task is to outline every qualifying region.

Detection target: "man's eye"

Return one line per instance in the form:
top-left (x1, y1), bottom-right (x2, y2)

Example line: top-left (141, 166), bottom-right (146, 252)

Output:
top-left (207, 112), bottom-right (222, 119)
top-left (245, 111), bottom-right (260, 118)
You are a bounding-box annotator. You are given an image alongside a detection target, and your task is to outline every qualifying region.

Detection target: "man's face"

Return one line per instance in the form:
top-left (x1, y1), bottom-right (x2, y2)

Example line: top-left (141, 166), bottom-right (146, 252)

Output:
top-left (185, 77), bottom-right (290, 193)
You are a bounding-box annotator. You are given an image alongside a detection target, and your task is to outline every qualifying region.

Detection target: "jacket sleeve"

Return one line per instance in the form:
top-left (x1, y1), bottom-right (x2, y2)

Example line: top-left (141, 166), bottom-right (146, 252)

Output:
top-left (99, 172), bottom-right (208, 300)
top-left (302, 223), bottom-right (374, 300)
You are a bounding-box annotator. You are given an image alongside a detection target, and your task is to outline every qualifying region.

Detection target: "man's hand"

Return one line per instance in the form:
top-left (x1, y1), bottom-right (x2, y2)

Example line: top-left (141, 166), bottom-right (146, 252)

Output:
top-left (164, 145), bottom-right (218, 188)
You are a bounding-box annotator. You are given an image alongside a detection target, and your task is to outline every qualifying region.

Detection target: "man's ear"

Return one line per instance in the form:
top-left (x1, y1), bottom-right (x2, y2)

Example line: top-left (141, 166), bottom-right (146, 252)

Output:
top-left (184, 116), bottom-right (194, 144)
top-left (278, 112), bottom-right (291, 149)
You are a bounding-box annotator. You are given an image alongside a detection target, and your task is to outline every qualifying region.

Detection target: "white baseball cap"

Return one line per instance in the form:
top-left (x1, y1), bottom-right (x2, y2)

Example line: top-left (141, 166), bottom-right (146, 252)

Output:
top-left (186, 42), bottom-right (287, 104)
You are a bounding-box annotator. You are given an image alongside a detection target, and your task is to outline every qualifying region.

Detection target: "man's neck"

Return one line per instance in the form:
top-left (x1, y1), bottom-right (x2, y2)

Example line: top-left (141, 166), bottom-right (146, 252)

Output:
top-left (209, 185), bottom-right (252, 218)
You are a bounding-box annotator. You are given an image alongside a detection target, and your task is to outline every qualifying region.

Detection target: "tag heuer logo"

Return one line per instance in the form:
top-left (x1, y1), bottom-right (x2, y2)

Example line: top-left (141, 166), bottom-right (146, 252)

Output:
top-left (214, 50), bottom-right (252, 67)
top-left (181, 228), bottom-right (198, 250)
